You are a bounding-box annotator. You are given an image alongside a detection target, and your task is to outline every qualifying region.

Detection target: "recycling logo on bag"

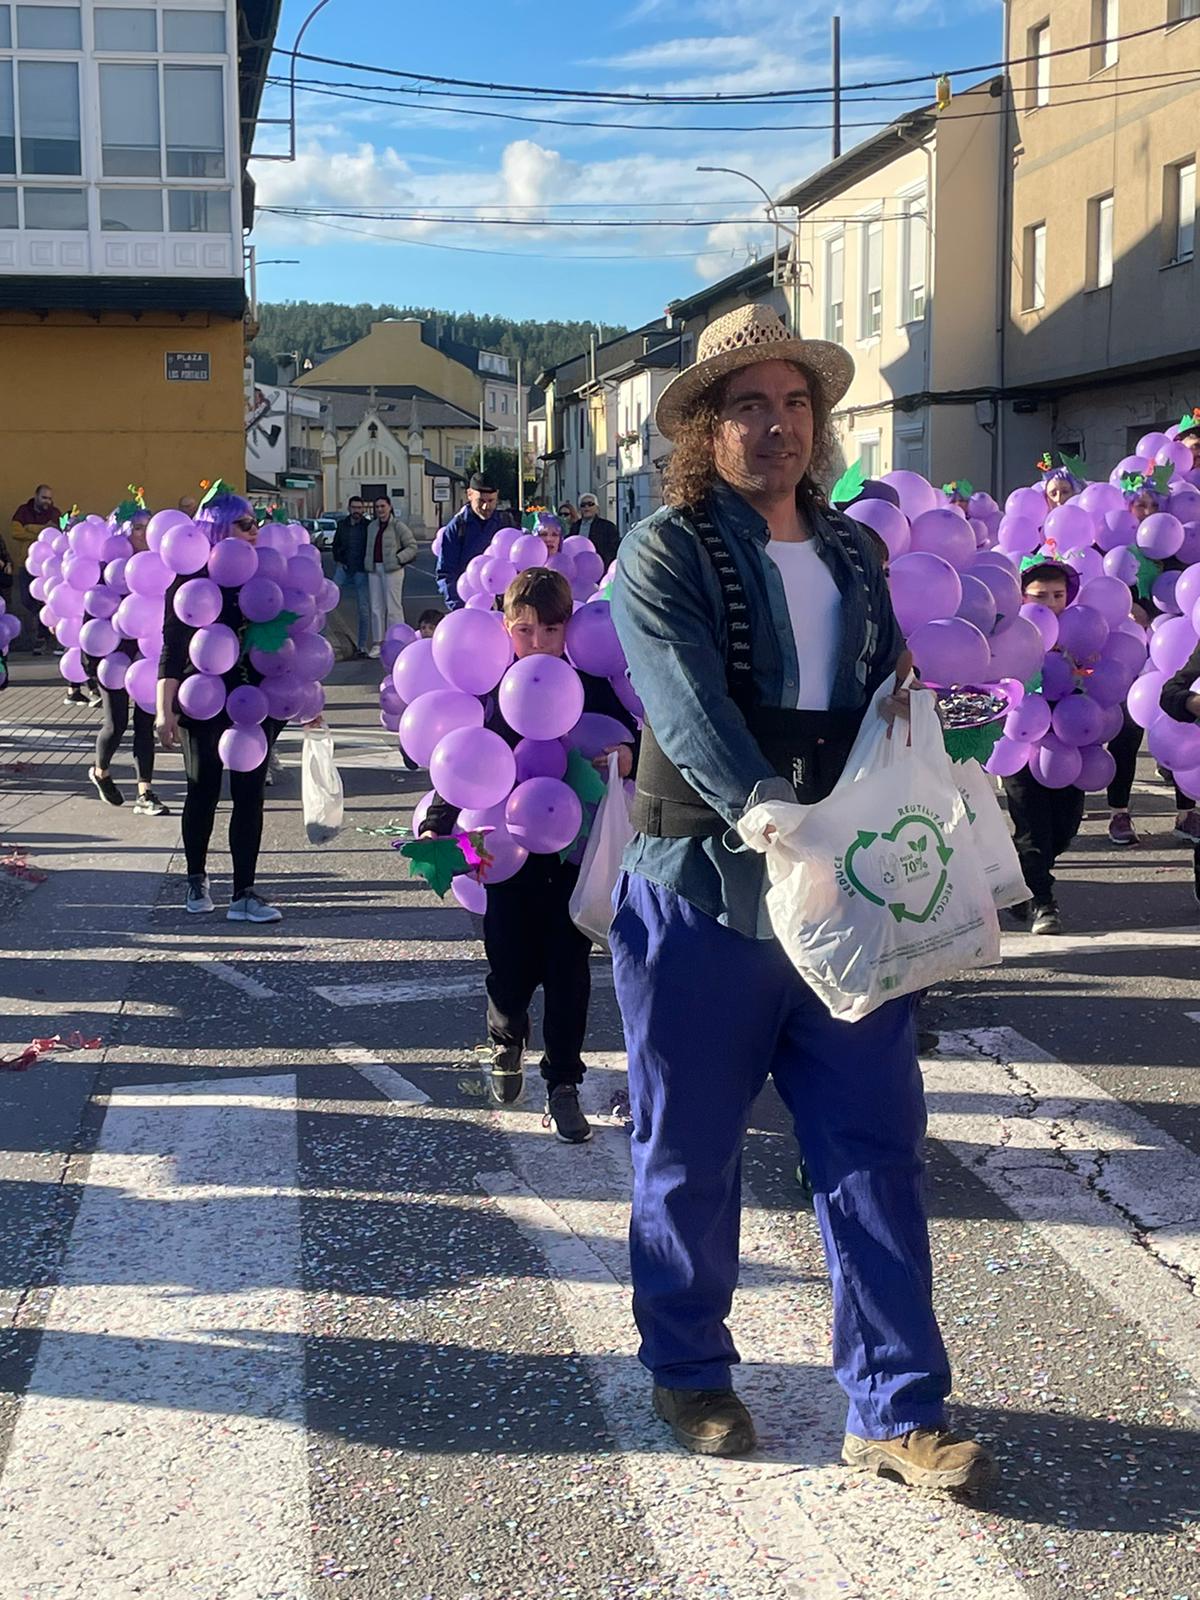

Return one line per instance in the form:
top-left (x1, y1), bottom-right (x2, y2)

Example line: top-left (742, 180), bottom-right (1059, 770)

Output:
top-left (834, 805), bottom-right (955, 925)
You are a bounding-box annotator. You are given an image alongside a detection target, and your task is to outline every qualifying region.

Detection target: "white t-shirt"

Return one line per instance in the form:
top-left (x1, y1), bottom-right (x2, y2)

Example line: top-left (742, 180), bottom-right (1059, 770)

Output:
top-left (765, 537), bottom-right (842, 711)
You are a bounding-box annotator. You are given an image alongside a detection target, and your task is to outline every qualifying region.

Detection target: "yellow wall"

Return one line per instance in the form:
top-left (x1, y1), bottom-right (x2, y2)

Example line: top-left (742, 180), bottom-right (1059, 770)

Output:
top-left (295, 321), bottom-right (482, 415)
top-left (0, 311), bottom-right (245, 520)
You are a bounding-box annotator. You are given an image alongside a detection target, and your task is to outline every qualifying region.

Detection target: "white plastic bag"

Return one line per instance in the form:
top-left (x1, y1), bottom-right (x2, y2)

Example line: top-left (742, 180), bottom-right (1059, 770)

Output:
top-left (737, 682), bottom-right (1000, 1021)
top-left (302, 727), bottom-right (344, 846)
top-left (570, 751), bottom-right (634, 947)
top-left (953, 757), bottom-right (1028, 910)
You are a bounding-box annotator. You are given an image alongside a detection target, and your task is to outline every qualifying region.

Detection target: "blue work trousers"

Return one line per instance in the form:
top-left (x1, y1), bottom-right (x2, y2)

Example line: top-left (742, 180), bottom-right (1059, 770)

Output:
top-left (334, 566), bottom-right (370, 652)
top-left (609, 872), bottom-right (951, 1440)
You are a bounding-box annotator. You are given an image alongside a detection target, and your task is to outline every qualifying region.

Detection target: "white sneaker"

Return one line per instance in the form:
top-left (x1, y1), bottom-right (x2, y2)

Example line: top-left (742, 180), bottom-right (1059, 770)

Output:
top-left (227, 887), bottom-right (282, 923)
top-left (185, 875), bottom-right (214, 914)
top-left (367, 644), bottom-right (381, 659)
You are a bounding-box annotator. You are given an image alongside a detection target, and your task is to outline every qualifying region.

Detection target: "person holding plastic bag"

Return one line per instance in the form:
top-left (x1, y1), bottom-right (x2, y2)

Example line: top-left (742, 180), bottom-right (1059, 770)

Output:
top-left (609, 303), bottom-right (994, 1491)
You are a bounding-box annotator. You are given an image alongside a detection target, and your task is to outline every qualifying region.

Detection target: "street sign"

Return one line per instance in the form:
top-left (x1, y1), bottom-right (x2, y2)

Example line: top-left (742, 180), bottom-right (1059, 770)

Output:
top-left (166, 351), bottom-right (210, 382)
top-left (431, 476), bottom-right (451, 503)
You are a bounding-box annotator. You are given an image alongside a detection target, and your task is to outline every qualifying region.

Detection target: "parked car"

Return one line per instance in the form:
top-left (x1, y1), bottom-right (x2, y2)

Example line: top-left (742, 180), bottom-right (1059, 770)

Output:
top-left (304, 517), bottom-right (338, 552)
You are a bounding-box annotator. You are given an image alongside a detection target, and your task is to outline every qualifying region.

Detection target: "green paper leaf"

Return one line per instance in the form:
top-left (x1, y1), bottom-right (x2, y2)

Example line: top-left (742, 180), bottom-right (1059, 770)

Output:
top-left (398, 838), bottom-right (469, 898)
top-left (564, 747), bottom-right (606, 808)
top-left (1151, 463), bottom-right (1174, 495)
top-left (1132, 548), bottom-right (1161, 601)
top-left (1059, 453), bottom-right (1089, 485)
top-left (242, 611), bottom-right (300, 656)
top-left (1120, 471), bottom-right (1144, 493)
top-left (199, 477), bottom-right (239, 509)
top-left (830, 460), bottom-right (866, 506)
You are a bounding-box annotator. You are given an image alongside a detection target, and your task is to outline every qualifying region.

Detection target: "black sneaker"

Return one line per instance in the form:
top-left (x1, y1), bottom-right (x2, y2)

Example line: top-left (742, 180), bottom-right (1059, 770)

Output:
top-left (64, 687), bottom-right (87, 705)
top-left (1005, 899), bottom-right (1031, 924)
top-left (186, 874), bottom-right (214, 914)
top-left (544, 1084), bottom-right (592, 1144)
top-left (486, 1043), bottom-right (524, 1105)
top-left (133, 789), bottom-right (169, 816)
top-left (1031, 900), bottom-right (1062, 936)
top-left (89, 768), bottom-right (124, 806)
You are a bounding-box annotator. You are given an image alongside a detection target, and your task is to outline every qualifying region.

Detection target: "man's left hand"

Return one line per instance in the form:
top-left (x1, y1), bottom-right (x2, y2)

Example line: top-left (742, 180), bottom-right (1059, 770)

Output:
top-left (592, 743), bottom-right (634, 778)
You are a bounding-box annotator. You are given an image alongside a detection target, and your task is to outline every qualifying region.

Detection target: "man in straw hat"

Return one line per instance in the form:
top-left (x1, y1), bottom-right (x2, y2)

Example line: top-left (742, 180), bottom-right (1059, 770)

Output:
top-left (609, 303), bottom-right (993, 1490)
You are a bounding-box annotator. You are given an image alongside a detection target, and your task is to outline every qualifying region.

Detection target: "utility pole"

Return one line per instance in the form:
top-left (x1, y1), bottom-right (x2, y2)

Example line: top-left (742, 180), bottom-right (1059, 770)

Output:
top-left (832, 16), bottom-right (842, 161)
top-left (516, 358), bottom-right (524, 513)
top-left (478, 399), bottom-right (485, 480)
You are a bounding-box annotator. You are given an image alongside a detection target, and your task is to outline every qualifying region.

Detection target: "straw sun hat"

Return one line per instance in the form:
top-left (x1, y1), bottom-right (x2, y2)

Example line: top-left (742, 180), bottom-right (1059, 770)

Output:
top-left (655, 303), bottom-right (854, 442)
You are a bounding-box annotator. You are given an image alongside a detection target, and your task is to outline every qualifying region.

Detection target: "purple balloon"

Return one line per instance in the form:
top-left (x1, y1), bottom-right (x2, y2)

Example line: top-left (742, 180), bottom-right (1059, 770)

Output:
top-left (1055, 604), bottom-right (1109, 662)
top-left (1076, 743), bottom-right (1118, 793)
top-left (1020, 602), bottom-right (1059, 650)
top-left (954, 574), bottom-right (998, 636)
top-left (1043, 502), bottom-right (1094, 549)
top-left (970, 559), bottom-right (1023, 632)
top-left (986, 614), bottom-right (1045, 682)
top-left (104, 557), bottom-right (128, 590)
top-left (1151, 570), bottom-right (1181, 615)
top-left (227, 684), bottom-right (269, 726)
top-left (219, 724), bottom-right (269, 773)
top-left (1148, 713), bottom-right (1200, 771)
top-left (609, 670), bottom-right (645, 723)
top-left (451, 875), bottom-right (488, 915)
top-left (1000, 515), bottom-right (1044, 558)
top-left (481, 556), bottom-right (518, 597)
top-left (238, 576), bottom-right (284, 624)
top-left (387, 622), bottom-right (418, 648)
top-left (1005, 692), bottom-right (1052, 744)
top-left (1031, 734), bottom-right (1083, 789)
top-left (160, 522), bottom-right (210, 577)
top-left (54, 616), bottom-right (80, 648)
top-left (510, 533), bottom-right (547, 573)
top-left (1136, 512), bottom-right (1184, 562)
top-left (1178, 521), bottom-right (1200, 564)
top-left (59, 646), bottom-right (88, 684)
top-left (564, 712), bottom-right (635, 759)
top-left (97, 653), bottom-right (130, 691)
top-left (851, 498), bottom-right (910, 560)
top-left (1149, 616), bottom-right (1199, 674)
top-left (174, 577), bottom-right (224, 629)
top-left (121, 657), bottom-right (156, 714)
top-left (84, 586), bottom-right (121, 621)
top-left (887, 552), bottom-right (963, 634)
top-left (574, 550), bottom-right (606, 587)
top-left (178, 672), bottom-right (226, 719)
top-left (1079, 482), bottom-right (1124, 520)
top-left (393, 638), bottom-right (452, 703)
top-left (1102, 545), bottom-right (1139, 585)
top-left (505, 777), bottom-right (584, 854)
top-left (1076, 575), bottom-right (1134, 627)
top-left (189, 623), bottom-right (239, 677)
top-left (473, 822), bottom-right (528, 884)
top-left (881, 470), bottom-right (938, 521)
top-left (1098, 508), bottom-right (1137, 552)
top-left (498, 654), bottom-right (586, 742)
top-left (114, 592), bottom-right (161, 640)
top-left (263, 671), bottom-right (306, 721)
top-left (285, 554), bottom-right (324, 596)
top-left (291, 631), bottom-right (335, 681)
top-left (399, 689), bottom-right (485, 767)
top-left (65, 555), bottom-right (101, 593)
top-left (1051, 693), bottom-right (1108, 747)
top-left (985, 735), bottom-right (1032, 778)
top-left (1040, 650), bottom-right (1075, 702)
top-left (432, 607), bottom-right (513, 696)
top-left (79, 617), bottom-right (118, 658)
top-left (1005, 486), bottom-right (1048, 526)
top-left (566, 600), bottom-right (626, 678)
top-left (1062, 545), bottom-right (1104, 585)
top-left (250, 638), bottom-right (297, 679)
top-left (909, 617), bottom-right (991, 685)
top-left (126, 550), bottom-right (171, 598)
top-left (1082, 656), bottom-right (1133, 707)
top-left (147, 509), bottom-right (189, 551)
top-left (514, 738), bottom-right (568, 782)
top-left (1104, 629), bottom-right (1148, 675)
top-left (429, 726), bottom-right (517, 812)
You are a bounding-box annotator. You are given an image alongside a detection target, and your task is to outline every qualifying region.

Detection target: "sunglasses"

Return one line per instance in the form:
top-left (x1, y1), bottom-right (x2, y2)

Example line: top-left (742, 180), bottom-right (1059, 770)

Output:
top-left (233, 516), bottom-right (257, 531)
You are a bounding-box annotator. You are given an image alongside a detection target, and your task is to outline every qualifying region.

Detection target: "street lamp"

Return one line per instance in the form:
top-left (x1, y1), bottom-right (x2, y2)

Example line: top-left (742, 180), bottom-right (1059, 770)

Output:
top-left (256, 259), bottom-right (300, 266)
top-left (696, 165), bottom-right (803, 332)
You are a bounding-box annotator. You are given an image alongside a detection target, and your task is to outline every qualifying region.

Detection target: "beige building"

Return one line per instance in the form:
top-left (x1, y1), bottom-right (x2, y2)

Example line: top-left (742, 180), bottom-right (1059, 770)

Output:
top-left (1003, 0), bottom-right (1200, 474)
top-left (778, 80), bottom-right (1005, 491)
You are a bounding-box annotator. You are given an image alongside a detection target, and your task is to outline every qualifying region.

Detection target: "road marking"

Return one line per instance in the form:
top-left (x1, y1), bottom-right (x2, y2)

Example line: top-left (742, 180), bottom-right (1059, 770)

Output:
top-left (1187, 1011), bottom-right (1200, 1025)
top-left (925, 1027), bottom-right (1200, 1411)
top-left (1001, 925), bottom-right (1200, 959)
top-left (480, 1060), bottom-right (1031, 1600)
top-left (0, 1074), bottom-right (308, 1598)
top-left (316, 964), bottom-right (612, 1007)
top-left (331, 1042), bottom-right (430, 1105)
top-left (177, 951), bottom-right (279, 1000)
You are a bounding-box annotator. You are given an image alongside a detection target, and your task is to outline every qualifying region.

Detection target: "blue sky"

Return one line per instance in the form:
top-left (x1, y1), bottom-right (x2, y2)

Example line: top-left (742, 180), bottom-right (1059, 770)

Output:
top-left (249, 0), bottom-right (1003, 327)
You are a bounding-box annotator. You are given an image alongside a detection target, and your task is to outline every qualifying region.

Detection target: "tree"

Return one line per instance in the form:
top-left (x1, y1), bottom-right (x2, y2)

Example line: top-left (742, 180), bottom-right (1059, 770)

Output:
top-left (465, 447), bottom-right (521, 507)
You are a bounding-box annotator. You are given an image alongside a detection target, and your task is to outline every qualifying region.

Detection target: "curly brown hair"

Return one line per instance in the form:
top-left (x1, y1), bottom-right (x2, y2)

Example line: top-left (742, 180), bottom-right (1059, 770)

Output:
top-left (661, 362), bottom-right (836, 511)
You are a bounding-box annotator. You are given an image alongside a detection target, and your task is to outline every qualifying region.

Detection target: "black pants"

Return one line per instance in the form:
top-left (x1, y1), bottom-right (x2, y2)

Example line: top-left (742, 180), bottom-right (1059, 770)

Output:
top-left (17, 568), bottom-right (52, 648)
top-left (95, 688), bottom-right (154, 784)
top-left (483, 855), bottom-right (591, 1087)
top-left (1107, 711), bottom-right (1195, 809)
top-left (1003, 770), bottom-right (1086, 905)
top-left (178, 718), bottom-right (279, 899)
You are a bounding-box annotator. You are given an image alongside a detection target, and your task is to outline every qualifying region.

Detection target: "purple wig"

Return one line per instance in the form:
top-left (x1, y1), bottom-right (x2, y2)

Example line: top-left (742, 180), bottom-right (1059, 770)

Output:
top-left (1040, 465), bottom-right (1084, 498)
top-left (1121, 475), bottom-right (1168, 512)
top-left (196, 490), bottom-right (254, 543)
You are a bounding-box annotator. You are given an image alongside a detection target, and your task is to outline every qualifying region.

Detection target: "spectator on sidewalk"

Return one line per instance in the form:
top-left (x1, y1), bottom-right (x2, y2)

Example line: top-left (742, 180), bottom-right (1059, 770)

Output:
top-left (177, 492), bottom-right (199, 519)
top-left (10, 484), bottom-right (62, 654)
top-left (332, 495), bottom-right (371, 658)
top-left (571, 493), bottom-right (620, 569)
top-left (436, 473), bottom-right (510, 610)
top-left (364, 496), bottom-right (417, 655)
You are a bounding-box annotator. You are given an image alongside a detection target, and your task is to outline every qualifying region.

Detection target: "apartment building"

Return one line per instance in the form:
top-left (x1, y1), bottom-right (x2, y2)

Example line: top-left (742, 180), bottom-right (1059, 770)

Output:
top-left (0, 0), bottom-right (280, 514)
top-left (1003, 0), bottom-right (1200, 472)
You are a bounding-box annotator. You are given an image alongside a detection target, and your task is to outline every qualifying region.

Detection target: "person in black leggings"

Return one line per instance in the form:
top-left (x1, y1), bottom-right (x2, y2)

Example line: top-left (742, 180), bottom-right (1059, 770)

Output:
top-left (155, 493), bottom-right (283, 923)
top-left (88, 510), bottom-right (168, 815)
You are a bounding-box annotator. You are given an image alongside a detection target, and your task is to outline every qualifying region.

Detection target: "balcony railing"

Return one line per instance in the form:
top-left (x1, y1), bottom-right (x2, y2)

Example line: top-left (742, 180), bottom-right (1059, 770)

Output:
top-left (288, 445), bottom-right (320, 471)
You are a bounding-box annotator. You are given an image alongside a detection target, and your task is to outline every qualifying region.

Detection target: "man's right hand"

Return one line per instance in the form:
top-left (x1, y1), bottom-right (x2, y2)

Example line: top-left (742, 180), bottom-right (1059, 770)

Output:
top-left (156, 709), bottom-right (180, 750)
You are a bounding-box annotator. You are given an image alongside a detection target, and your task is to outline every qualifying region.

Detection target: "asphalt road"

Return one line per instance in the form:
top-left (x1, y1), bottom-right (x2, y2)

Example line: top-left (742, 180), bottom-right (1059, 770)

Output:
top-left (1, 591), bottom-right (1199, 1600)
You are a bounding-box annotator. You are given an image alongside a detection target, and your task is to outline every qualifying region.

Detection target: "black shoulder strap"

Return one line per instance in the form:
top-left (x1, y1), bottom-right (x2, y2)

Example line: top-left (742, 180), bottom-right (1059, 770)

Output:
top-left (683, 502), bottom-right (756, 714)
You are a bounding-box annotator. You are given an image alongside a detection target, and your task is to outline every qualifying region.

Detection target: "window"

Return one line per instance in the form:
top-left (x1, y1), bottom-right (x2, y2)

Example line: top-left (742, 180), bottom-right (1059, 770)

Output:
top-left (164, 64), bottom-right (225, 177)
top-left (1168, 159), bottom-right (1196, 262)
top-left (0, 62), bottom-right (12, 173)
top-left (162, 9), bottom-right (225, 51)
top-left (1088, 193), bottom-right (1113, 288)
top-left (452, 443), bottom-right (471, 471)
top-left (861, 217), bottom-right (882, 337)
top-left (95, 6), bottom-right (156, 49)
top-left (167, 187), bottom-right (230, 231)
top-left (0, 7), bottom-right (10, 46)
top-left (1023, 222), bottom-right (1046, 310)
top-left (858, 434), bottom-right (880, 478)
top-left (0, 185), bottom-right (15, 226)
top-left (1029, 22), bottom-right (1050, 106)
top-left (488, 391), bottom-right (496, 411)
top-left (894, 427), bottom-right (926, 474)
top-left (1173, 0), bottom-right (1200, 18)
top-left (101, 186), bottom-right (162, 230)
top-left (500, 393), bottom-right (508, 413)
top-left (100, 64), bottom-right (160, 176)
top-left (1092, 0), bottom-right (1118, 71)
top-left (824, 232), bottom-right (844, 342)
top-left (900, 190), bottom-right (926, 323)
top-left (18, 61), bottom-right (80, 173)
top-left (23, 184), bottom-right (85, 227)
top-left (16, 4), bottom-right (80, 48)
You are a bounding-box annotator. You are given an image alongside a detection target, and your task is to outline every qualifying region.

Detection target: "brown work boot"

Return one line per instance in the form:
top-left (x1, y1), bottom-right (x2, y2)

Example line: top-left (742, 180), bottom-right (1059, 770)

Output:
top-left (652, 1385), bottom-right (757, 1457)
top-left (842, 1426), bottom-right (996, 1492)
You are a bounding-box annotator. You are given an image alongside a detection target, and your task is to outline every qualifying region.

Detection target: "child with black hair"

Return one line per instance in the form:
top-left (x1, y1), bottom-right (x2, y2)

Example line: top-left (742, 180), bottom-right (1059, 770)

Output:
top-left (421, 567), bottom-right (637, 1143)
top-left (1002, 559), bottom-right (1084, 935)
top-left (417, 608), bottom-right (445, 638)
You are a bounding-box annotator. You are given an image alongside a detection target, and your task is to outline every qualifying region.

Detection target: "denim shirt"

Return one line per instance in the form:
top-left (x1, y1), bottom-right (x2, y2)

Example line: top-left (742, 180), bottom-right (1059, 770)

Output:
top-left (611, 480), bottom-right (904, 939)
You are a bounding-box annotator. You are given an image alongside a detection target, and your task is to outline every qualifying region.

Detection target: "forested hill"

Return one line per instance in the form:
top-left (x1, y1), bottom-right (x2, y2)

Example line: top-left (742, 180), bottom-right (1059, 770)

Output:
top-left (249, 303), bottom-right (625, 386)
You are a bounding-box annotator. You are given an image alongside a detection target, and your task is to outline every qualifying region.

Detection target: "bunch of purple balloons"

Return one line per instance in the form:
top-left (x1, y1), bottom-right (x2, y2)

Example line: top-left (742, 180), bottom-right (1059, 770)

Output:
top-left (0, 592), bottom-right (20, 654)
top-left (24, 512), bottom-right (151, 695)
top-left (448, 516), bottom-right (610, 610)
